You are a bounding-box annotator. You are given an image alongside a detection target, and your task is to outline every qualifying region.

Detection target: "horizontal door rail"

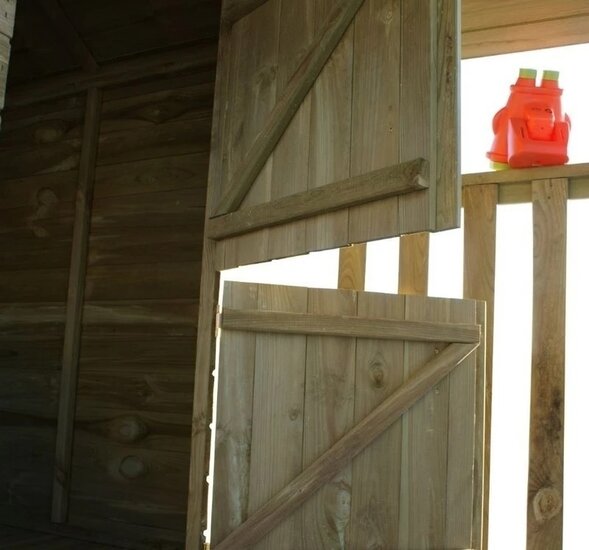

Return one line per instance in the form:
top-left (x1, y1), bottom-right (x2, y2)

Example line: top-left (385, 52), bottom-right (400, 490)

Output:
top-left (220, 306), bottom-right (480, 344)
top-left (208, 158), bottom-right (428, 240)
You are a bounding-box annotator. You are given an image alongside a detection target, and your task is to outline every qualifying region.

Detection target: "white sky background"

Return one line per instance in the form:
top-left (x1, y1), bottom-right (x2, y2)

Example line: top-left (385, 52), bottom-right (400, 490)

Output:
top-left (220, 44), bottom-right (589, 548)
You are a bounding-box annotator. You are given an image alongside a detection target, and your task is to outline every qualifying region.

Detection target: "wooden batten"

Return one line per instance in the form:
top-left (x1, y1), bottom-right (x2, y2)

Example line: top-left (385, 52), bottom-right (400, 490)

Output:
top-left (52, 87), bottom-right (102, 523)
top-left (208, 159), bottom-right (428, 240)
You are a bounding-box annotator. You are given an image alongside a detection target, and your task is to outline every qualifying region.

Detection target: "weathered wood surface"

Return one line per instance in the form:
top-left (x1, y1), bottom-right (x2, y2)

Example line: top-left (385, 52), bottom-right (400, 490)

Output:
top-left (462, 0), bottom-right (589, 58)
top-left (213, 0), bottom-right (459, 270)
top-left (0, 0), bottom-right (16, 121)
top-left (208, 159), bottom-right (427, 240)
top-left (463, 184), bottom-right (498, 550)
top-left (398, 233), bottom-right (430, 295)
top-left (527, 179), bottom-right (567, 549)
top-left (213, 282), bottom-right (484, 549)
top-left (0, 525), bottom-right (121, 550)
top-left (221, 308), bottom-right (481, 343)
top-left (53, 88), bottom-right (102, 522)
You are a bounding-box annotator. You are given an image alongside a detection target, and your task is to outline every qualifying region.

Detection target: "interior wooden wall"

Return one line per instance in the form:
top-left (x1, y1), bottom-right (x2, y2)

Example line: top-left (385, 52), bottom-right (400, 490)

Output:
top-left (0, 51), bottom-right (214, 550)
top-left (0, 0), bottom-right (16, 125)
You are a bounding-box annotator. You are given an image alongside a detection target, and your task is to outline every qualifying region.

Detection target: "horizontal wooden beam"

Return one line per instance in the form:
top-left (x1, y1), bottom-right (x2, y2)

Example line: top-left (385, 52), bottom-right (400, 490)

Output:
top-left (221, 307), bottom-right (480, 344)
top-left (215, 342), bottom-right (479, 550)
top-left (208, 159), bottom-right (428, 240)
top-left (462, 162), bottom-right (589, 187)
top-left (5, 40), bottom-right (218, 108)
top-left (212, 0), bottom-right (366, 217)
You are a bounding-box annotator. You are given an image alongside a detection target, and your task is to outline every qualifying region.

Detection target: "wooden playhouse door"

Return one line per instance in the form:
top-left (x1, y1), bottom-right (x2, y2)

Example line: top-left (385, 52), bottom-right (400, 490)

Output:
top-left (210, 281), bottom-right (485, 549)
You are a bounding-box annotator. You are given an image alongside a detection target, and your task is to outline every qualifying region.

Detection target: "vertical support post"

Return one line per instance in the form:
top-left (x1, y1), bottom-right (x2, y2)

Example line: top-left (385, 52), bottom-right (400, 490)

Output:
top-left (398, 232), bottom-right (429, 295)
top-left (463, 184), bottom-right (498, 550)
top-left (52, 87), bottom-right (102, 522)
top-left (338, 244), bottom-right (366, 291)
top-left (527, 178), bottom-right (567, 549)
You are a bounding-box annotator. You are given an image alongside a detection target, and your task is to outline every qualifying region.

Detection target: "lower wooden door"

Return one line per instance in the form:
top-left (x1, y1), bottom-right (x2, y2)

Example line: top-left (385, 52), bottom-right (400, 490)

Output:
top-left (211, 282), bottom-right (485, 549)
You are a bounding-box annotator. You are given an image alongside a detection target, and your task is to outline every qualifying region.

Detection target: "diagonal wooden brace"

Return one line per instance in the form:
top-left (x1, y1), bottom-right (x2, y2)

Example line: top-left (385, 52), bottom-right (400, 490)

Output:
top-left (212, 0), bottom-right (367, 217)
top-left (215, 341), bottom-right (479, 549)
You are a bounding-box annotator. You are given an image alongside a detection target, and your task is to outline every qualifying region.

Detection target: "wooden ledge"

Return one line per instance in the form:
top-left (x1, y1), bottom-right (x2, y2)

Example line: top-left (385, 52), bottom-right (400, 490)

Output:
top-left (462, 162), bottom-right (589, 187)
top-left (220, 307), bottom-right (480, 344)
top-left (207, 158), bottom-right (428, 241)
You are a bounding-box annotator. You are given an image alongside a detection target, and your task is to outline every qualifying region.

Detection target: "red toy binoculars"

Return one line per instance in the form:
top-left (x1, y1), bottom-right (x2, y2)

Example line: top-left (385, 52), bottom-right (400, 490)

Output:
top-left (487, 69), bottom-right (571, 169)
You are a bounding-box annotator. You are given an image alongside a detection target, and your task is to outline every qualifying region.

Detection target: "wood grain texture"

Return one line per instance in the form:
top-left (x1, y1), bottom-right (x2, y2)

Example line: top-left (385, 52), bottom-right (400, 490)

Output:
top-left (301, 288), bottom-right (356, 548)
top-left (398, 232), bottom-right (430, 295)
top-left (266, 0), bottom-right (314, 260)
top-left (221, 308), bottom-right (480, 343)
top-left (213, 0), bottom-right (364, 217)
top-left (349, 292), bottom-right (405, 548)
top-left (348, 0), bottom-right (401, 243)
top-left (220, 1), bottom-right (279, 269)
top-left (211, 283), bottom-right (258, 544)
top-left (248, 284), bottom-right (308, 550)
top-left (398, 0), bottom-right (435, 234)
top-left (527, 178), bottom-right (567, 549)
top-left (53, 87), bottom-right (103, 523)
top-left (305, 0), bottom-right (354, 254)
top-left (209, 159), bottom-right (427, 240)
top-left (216, 341), bottom-right (478, 550)
top-left (463, 184), bottom-right (498, 550)
top-left (338, 244), bottom-right (366, 291)
top-left (186, 20), bottom-right (231, 548)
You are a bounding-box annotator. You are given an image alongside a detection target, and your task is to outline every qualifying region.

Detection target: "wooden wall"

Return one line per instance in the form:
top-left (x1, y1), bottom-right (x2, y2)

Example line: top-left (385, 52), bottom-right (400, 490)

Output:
top-left (0, 60), bottom-right (214, 549)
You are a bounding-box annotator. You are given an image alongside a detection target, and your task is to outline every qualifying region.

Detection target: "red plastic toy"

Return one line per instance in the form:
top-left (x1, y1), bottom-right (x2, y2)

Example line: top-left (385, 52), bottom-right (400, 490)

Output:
top-left (487, 69), bottom-right (571, 169)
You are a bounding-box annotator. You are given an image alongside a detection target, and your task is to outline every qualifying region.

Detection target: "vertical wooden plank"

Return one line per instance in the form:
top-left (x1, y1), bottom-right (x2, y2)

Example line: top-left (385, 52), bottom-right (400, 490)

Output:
top-left (398, 0), bottom-right (435, 234)
top-left (463, 183), bottom-right (498, 550)
top-left (267, 0), bottom-right (314, 260)
top-left (349, 292), bottom-right (405, 548)
top-left (434, 0), bottom-right (460, 230)
top-left (348, 0), bottom-right (401, 243)
top-left (301, 288), bottom-right (356, 548)
top-left (221, 0), bottom-right (281, 268)
top-left (186, 21), bottom-right (230, 548)
top-left (399, 295), bottom-right (450, 548)
top-left (248, 284), bottom-right (307, 550)
top-left (398, 232), bottom-right (430, 295)
top-left (211, 282), bottom-right (258, 544)
top-left (306, 0), bottom-right (354, 252)
top-left (527, 178), bottom-right (567, 550)
top-left (337, 244), bottom-right (366, 291)
top-left (52, 87), bottom-right (103, 522)
top-left (445, 298), bottom-right (481, 548)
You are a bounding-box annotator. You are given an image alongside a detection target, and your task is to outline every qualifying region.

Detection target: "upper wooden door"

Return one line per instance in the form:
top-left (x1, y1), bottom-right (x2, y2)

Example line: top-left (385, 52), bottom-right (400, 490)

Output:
top-left (0, 0), bottom-right (16, 126)
top-left (211, 281), bottom-right (485, 549)
top-left (207, 0), bottom-right (460, 270)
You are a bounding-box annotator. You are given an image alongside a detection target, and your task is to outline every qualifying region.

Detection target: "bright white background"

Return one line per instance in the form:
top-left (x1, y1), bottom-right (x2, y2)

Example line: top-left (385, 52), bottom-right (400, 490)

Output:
top-left (218, 44), bottom-right (589, 549)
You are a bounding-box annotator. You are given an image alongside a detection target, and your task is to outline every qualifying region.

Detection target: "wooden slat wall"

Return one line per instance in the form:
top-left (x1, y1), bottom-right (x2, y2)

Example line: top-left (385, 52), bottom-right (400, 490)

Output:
top-left (212, 281), bottom-right (484, 549)
top-left (212, 0), bottom-right (460, 271)
top-left (0, 47), bottom-right (214, 548)
top-left (0, 86), bottom-right (82, 525)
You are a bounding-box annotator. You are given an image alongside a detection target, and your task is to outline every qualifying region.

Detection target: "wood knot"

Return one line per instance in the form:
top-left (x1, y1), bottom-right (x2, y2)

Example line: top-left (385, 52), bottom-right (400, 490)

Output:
top-left (288, 407), bottom-right (301, 421)
top-left (109, 415), bottom-right (149, 444)
top-left (370, 365), bottom-right (385, 388)
top-left (119, 455), bottom-right (147, 480)
top-left (533, 487), bottom-right (562, 522)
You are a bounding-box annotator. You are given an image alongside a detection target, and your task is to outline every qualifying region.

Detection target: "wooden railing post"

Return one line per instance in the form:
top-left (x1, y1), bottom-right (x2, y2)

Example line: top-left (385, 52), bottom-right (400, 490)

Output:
top-left (527, 178), bottom-right (567, 549)
top-left (463, 184), bottom-right (498, 550)
top-left (398, 233), bottom-right (430, 295)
